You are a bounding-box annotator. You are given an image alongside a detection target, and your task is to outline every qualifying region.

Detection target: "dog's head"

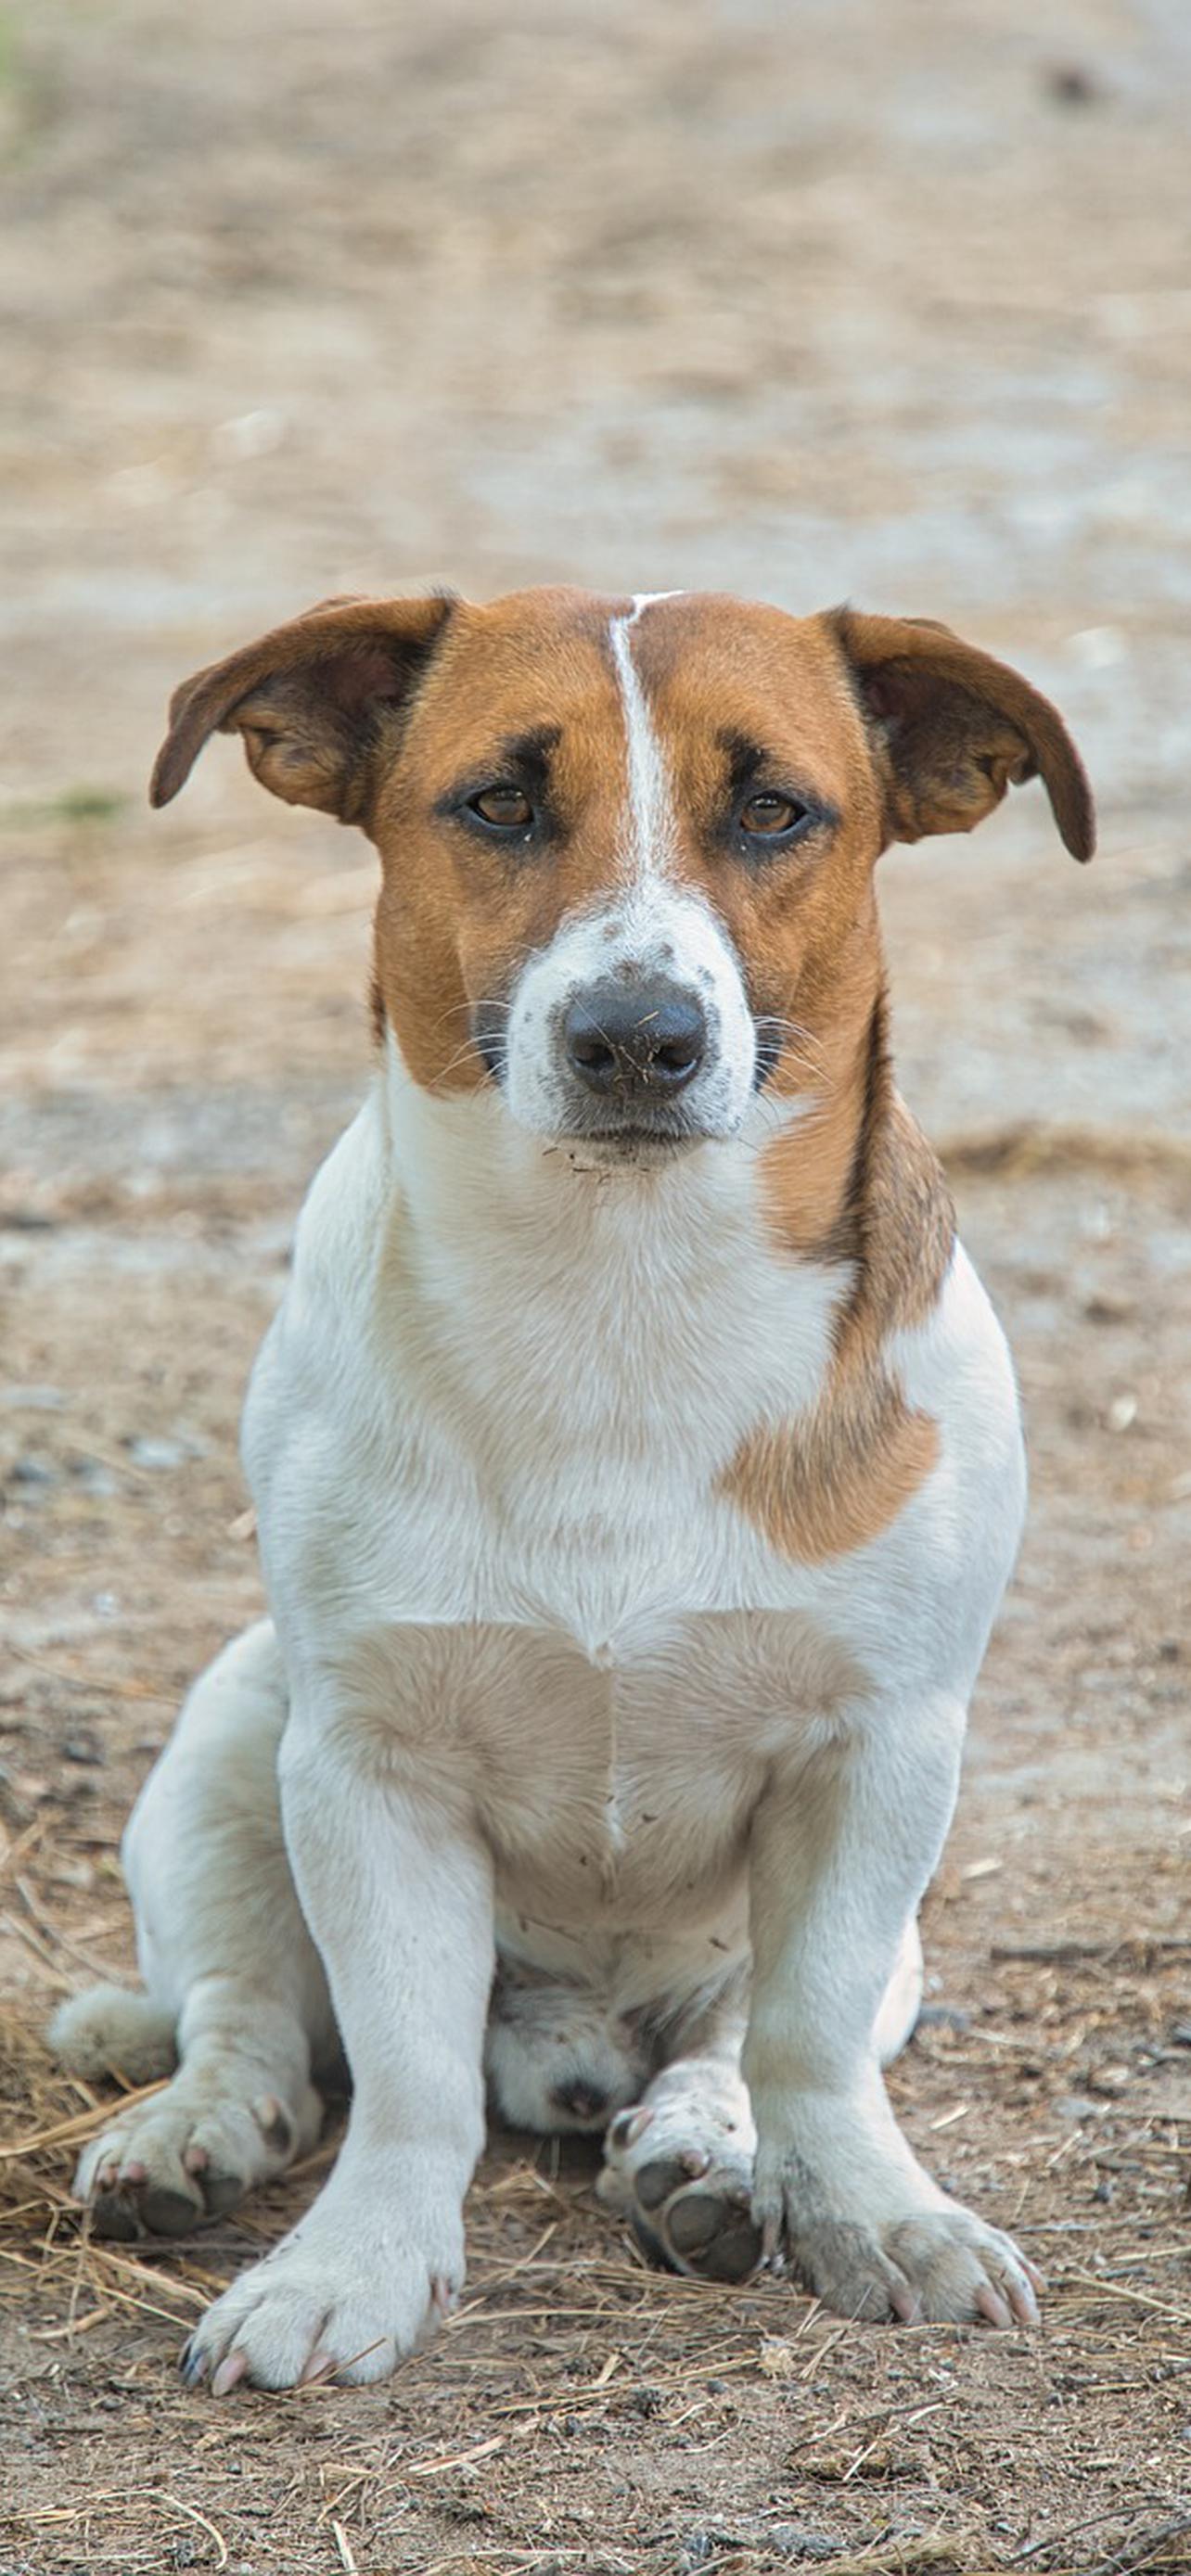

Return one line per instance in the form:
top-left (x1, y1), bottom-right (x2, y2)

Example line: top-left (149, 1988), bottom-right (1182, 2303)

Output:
top-left (153, 586), bottom-right (1093, 1165)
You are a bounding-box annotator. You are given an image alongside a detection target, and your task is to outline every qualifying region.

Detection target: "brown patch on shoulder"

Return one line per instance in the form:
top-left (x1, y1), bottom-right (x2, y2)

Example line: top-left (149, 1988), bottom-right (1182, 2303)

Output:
top-left (722, 1005), bottom-right (954, 1564)
top-left (723, 1382), bottom-right (941, 1566)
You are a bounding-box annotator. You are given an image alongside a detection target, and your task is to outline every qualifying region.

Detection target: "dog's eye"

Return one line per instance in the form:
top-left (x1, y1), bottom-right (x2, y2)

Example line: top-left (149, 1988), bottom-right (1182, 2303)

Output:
top-left (739, 791), bottom-right (809, 838)
top-left (467, 785), bottom-right (533, 830)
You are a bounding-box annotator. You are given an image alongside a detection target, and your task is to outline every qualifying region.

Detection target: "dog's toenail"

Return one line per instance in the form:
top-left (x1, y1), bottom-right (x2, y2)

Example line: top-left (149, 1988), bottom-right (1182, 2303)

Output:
top-left (212, 2352), bottom-right (250, 2397)
top-left (974, 2282), bottom-right (1013, 2329)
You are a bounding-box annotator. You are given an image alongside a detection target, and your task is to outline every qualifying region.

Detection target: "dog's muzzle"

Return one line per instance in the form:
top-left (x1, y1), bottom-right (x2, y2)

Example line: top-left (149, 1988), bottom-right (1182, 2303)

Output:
top-left (493, 892), bottom-right (759, 1151)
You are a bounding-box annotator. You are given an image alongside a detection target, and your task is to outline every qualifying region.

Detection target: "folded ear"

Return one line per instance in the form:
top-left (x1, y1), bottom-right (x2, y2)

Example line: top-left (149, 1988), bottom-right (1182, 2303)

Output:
top-left (830, 608), bottom-right (1095, 861)
top-left (149, 593), bottom-right (455, 822)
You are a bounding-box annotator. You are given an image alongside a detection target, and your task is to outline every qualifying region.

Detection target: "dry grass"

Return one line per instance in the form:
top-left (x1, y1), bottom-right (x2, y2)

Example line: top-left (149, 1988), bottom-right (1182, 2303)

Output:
top-left (3, 1879), bottom-right (1188, 2574)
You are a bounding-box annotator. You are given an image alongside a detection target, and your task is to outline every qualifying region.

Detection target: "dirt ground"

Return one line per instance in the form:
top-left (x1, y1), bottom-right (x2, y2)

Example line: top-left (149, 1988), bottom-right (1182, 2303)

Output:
top-left (1, 2), bottom-right (1189, 2570)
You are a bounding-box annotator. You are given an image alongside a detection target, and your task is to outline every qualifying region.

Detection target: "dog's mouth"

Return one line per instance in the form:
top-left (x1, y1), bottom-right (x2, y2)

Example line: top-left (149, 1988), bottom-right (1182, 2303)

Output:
top-left (547, 1111), bottom-right (714, 1171)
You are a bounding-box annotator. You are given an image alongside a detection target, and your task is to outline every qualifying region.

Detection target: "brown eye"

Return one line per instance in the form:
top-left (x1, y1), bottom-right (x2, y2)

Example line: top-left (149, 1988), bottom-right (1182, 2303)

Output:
top-left (739, 790), bottom-right (807, 837)
top-left (468, 784), bottom-right (533, 830)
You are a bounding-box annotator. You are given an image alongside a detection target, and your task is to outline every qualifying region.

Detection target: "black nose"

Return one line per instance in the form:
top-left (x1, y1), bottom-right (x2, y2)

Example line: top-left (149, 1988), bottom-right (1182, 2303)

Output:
top-left (563, 980), bottom-right (707, 1099)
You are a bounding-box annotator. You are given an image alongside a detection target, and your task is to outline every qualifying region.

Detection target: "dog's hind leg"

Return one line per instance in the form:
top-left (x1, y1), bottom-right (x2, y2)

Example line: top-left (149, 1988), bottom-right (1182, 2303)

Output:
top-left (51, 1622), bottom-right (333, 2240)
top-left (598, 1919), bottom-right (924, 2285)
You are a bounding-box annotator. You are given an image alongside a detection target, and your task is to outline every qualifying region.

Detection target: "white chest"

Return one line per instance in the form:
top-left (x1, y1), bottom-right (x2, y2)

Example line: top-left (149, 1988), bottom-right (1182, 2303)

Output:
top-left (250, 1088), bottom-right (852, 1642)
top-left (245, 1090), bottom-right (1022, 1951)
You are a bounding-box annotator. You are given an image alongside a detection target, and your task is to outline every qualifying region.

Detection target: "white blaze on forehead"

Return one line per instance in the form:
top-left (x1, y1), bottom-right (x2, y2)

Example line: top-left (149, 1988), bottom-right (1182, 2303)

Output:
top-left (499, 588), bottom-right (761, 1141)
top-left (608, 592), bottom-right (684, 879)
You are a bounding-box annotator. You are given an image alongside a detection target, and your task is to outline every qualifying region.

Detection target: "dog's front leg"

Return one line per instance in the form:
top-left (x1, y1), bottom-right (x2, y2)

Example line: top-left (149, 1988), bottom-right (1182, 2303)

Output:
top-left (182, 1703), bottom-right (493, 2393)
top-left (744, 1693), bottom-right (1042, 2328)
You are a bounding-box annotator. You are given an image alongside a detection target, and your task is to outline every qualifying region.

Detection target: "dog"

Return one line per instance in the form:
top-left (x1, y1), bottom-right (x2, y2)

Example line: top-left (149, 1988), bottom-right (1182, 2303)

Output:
top-left (50, 584), bottom-right (1094, 2392)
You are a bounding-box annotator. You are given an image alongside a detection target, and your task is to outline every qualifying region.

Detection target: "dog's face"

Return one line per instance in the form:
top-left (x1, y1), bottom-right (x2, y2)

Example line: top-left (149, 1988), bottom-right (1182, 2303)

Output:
top-left (154, 586), bottom-right (1093, 1163)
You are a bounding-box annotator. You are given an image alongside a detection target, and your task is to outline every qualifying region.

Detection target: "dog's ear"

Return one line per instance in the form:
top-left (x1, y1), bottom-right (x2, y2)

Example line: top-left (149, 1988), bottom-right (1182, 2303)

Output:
top-left (830, 608), bottom-right (1095, 861)
top-left (149, 594), bottom-right (455, 822)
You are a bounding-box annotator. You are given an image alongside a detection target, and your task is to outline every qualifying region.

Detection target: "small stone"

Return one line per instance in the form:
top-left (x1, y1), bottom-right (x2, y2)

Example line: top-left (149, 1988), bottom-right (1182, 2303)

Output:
top-left (60, 1728), bottom-right (104, 1767)
top-left (1083, 1294), bottom-right (1134, 1324)
top-left (682, 2535), bottom-right (741, 2570)
top-left (1044, 61), bottom-right (1103, 108)
top-left (76, 1463), bottom-right (119, 1498)
top-left (126, 1435), bottom-right (187, 1470)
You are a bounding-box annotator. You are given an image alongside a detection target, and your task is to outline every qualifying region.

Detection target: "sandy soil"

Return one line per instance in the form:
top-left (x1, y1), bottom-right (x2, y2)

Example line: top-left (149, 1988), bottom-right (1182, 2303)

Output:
top-left (1, 3), bottom-right (1188, 2570)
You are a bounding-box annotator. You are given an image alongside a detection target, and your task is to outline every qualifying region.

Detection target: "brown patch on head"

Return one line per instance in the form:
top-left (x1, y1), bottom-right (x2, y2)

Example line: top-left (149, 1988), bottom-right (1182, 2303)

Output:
top-left (618, 594), bottom-right (891, 1236)
top-left (365, 587), bottom-right (638, 1088)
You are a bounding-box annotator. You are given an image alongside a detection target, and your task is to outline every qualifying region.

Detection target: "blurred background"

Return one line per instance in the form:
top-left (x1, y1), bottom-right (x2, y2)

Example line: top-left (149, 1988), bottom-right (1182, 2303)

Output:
top-left (2, 7), bottom-right (1190, 2567)
top-left (3, 0), bottom-right (1191, 802)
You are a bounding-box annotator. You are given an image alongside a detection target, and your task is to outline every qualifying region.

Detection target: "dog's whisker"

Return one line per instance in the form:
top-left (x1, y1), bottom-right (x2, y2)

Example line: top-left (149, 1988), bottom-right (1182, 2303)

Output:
top-left (760, 1014), bottom-right (832, 1081)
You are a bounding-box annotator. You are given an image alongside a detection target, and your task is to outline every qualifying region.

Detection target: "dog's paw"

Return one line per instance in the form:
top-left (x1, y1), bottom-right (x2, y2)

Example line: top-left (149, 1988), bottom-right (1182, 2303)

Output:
top-left (751, 2143), bottom-right (1043, 2327)
top-left (597, 2078), bottom-right (762, 2284)
top-left (74, 2072), bottom-right (322, 2240)
top-left (179, 2209), bottom-right (460, 2392)
top-left (882, 2210), bottom-right (1043, 2327)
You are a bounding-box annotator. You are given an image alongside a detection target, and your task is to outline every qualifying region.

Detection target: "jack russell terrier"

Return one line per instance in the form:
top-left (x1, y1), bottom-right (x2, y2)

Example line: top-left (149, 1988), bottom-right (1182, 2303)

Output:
top-left (51, 585), bottom-right (1094, 2393)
